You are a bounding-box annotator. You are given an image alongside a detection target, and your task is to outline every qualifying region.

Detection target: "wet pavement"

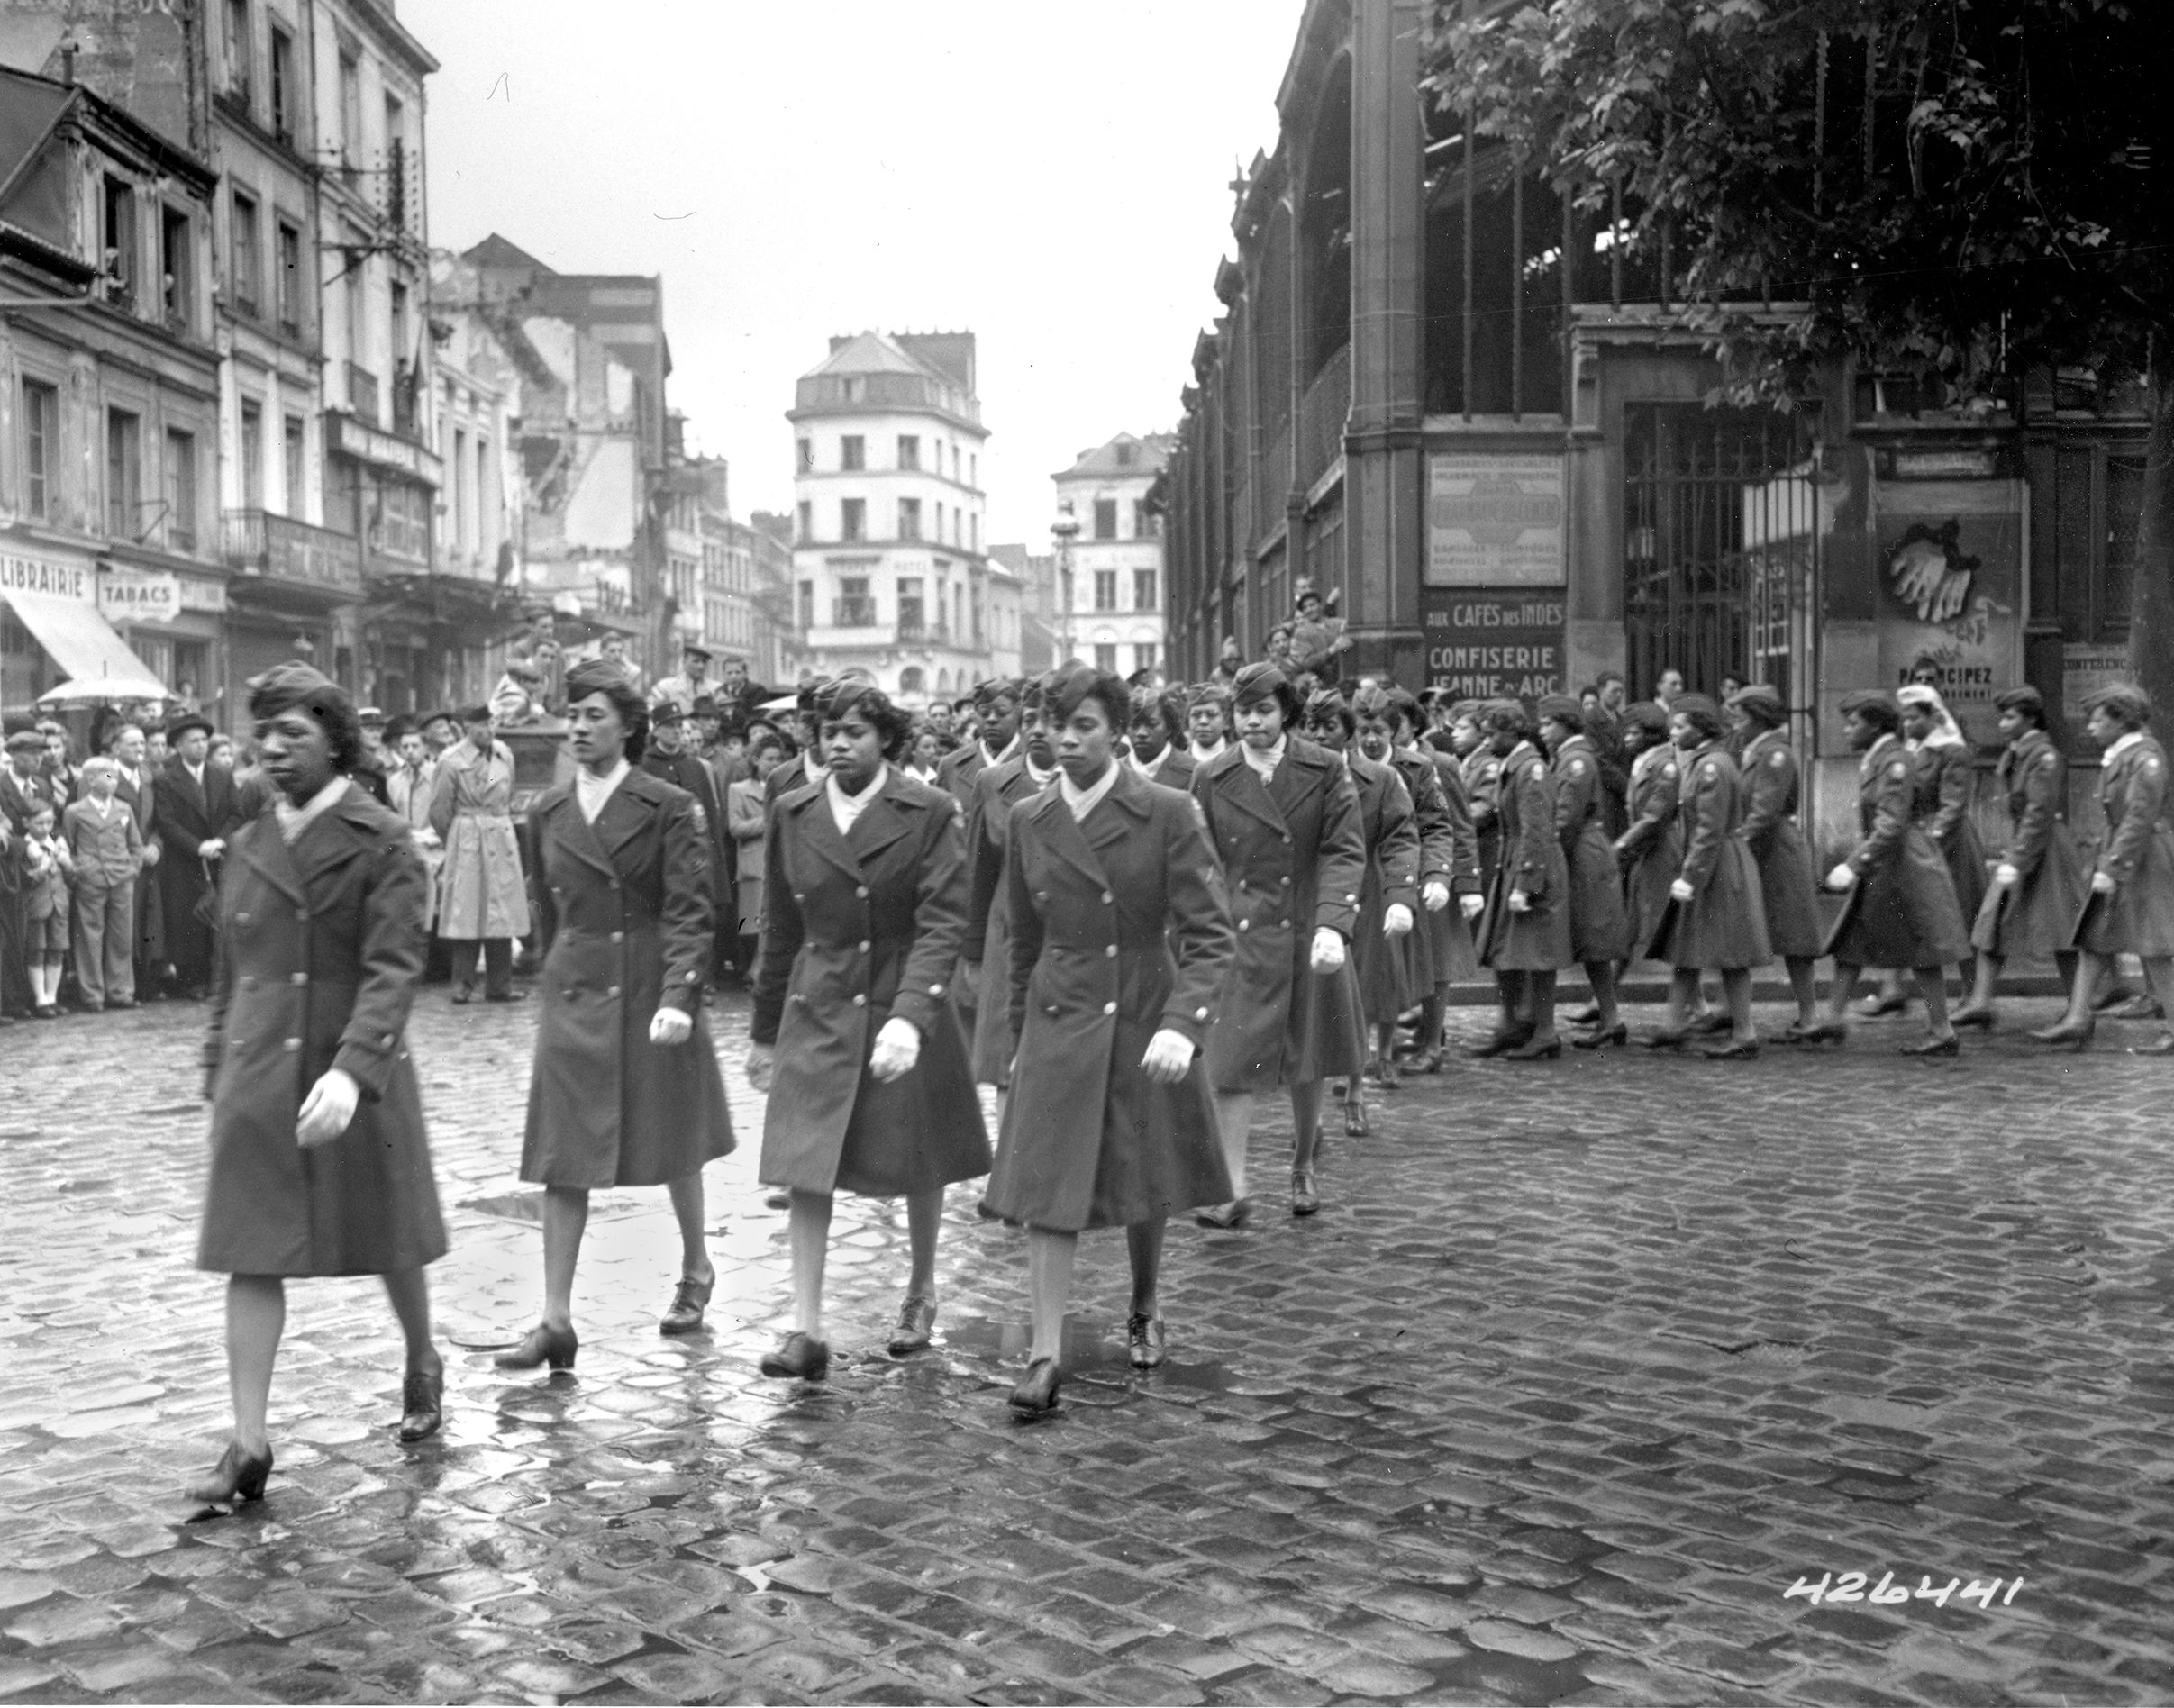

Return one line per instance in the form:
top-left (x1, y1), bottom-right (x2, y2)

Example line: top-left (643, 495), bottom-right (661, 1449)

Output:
top-left (2, 985), bottom-right (2173, 1704)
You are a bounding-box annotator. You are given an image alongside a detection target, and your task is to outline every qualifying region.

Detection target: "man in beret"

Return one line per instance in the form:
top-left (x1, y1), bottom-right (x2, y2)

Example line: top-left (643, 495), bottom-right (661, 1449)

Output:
top-left (153, 712), bottom-right (241, 1000)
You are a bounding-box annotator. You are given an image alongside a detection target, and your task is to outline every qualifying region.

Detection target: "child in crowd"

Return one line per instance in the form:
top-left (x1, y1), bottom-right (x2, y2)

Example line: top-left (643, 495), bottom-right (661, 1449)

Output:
top-left (63, 756), bottom-right (143, 1011)
top-left (21, 799), bottom-right (72, 1017)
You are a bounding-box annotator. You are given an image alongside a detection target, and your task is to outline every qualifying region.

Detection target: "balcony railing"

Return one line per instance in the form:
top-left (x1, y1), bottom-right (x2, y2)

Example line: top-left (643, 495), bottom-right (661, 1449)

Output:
top-left (832, 598), bottom-right (878, 627)
top-left (223, 508), bottom-right (363, 595)
top-left (347, 362), bottom-right (378, 427)
top-left (896, 619), bottom-right (952, 645)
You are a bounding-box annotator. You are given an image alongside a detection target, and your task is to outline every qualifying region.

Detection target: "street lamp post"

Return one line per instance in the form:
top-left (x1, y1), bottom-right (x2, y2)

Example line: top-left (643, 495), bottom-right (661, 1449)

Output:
top-left (1050, 512), bottom-right (1079, 666)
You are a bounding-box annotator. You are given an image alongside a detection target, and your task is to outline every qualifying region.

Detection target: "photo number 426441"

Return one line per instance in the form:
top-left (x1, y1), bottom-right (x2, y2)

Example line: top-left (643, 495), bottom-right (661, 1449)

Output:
top-left (1784, 1572), bottom-right (2024, 1610)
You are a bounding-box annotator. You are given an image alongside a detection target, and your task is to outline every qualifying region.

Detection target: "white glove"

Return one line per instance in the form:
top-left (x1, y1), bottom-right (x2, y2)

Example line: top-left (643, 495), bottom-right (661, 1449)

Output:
top-left (1507, 888), bottom-right (1531, 914)
top-left (295, 1068), bottom-right (359, 1149)
top-left (2093, 870), bottom-right (2117, 895)
top-left (650, 1006), bottom-right (693, 1047)
top-left (198, 837), bottom-right (225, 861)
top-left (869, 1015), bottom-right (921, 1082)
top-left (1383, 903), bottom-right (1414, 939)
top-left (1994, 862), bottom-right (2020, 888)
top-left (1310, 927), bottom-right (1346, 972)
top-left (140, 840), bottom-right (159, 867)
top-left (745, 1043), bottom-right (775, 1092)
top-left (1827, 862), bottom-right (1857, 891)
top-left (1669, 877), bottom-right (1695, 904)
top-left (1141, 1028), bottom-right (1194, 1085)
top-left (1460, 892), bottom-right (1485, 921)
top-left (1422, 880), bottom-right (1451, 913)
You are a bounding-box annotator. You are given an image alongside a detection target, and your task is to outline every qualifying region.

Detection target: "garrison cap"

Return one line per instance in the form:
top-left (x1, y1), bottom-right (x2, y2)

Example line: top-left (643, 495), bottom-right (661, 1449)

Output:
top-left (1535, 693), bottom-right (1584, 727)
top-left (2083, 683), bottom-right (2153, 727)
top-left (1726, 682), bottom-right (1786, 723)
top-left (1622, 700), bottom-right (1670, 735)
top-left (1840, 689), bottom-right (1901, 720)
top-left (1994, 685), bottom-right (2046, 716)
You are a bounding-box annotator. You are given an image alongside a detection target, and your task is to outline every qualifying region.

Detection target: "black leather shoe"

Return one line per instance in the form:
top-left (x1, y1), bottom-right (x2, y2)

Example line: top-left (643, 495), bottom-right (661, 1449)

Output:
top-left (2129, 1033), bottom-right (2174, 1056)
top-left (1856, 992), bottom-right (1908, 1017)
top-left (1789, 1021), bottom-right (1850, 1045)
top-left (760, 1331), bottom-right (830, 1380)
top-left (483, 988), bottom-right (527, 1004)
top-left (1571, 1022), bottom-right (1628, 1050)
top-left (1701, 1037), bottom-right (1761, 1060)
top-left (659, 1276), bottom-right (713, 1336)
top-left (2092, 984), bottom-right (2138, 1013)
top-left (2029, 1018), bottom-right (2094, 1050)
top-left (186, 1440), bottom-right (272, 1506)
top-left (1467, 1028), bottom-right (1533, 1058)
top-left (1565, 1002), bottom-right (1602, 1026)
top-left (1640, 1028), bottom-right (1691, 1050)
top-left (1899, 1033), bottom-right (1960, 1058)
top-left (1008, 1358), bottom-right (1062, 1415)
top-left (1949, 1004), bottom-right (1997, 1030)
top-left (1127, 1314), bottom-right (1166, 1369)
top-left (887, 1295), bottom-right (936, 1355)
top-left (1688, 1011), bottom-right (1733, 1036)
top-left (1505, 1033), bottom-right (1562, 1060)
top-left (450, 984), bottom-right (473, 1005)
top-left (494, 1322), bottom-right (578, 1371)
top-left (1194, 1199), bottom-right (1253, 1231)
top-left (1291, 1168), bottom-right (1320, 1216)
top-left (399, 1360), bottom-right (444, 1443)
top-left (1342, 1097), bottom-right (1369, 1136)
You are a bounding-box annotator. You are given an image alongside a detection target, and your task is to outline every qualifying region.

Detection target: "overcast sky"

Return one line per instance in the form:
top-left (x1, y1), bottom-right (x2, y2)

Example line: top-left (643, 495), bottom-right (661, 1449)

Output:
top-left (403, 0), bottom-right (1305, 548)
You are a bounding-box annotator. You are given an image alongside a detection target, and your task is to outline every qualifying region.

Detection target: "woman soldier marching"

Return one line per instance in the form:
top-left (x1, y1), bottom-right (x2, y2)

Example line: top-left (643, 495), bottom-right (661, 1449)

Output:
top-left (1899, 683), bottom-right (1988, 997)
top-left (748, 679), bottom-right (988, 1376)
top-left (1471, 700), bottom-right (1573, 1058)
top-left (1451, 700), bottom-right (1503, 894)
top-left (1611, 701), bottom-right (1680, 1008)
top-left (1811, 690), bottom-right (1972, 1054)
top-left (1537, 694), bottom-right (1629, 1049)
top-left (189, 664), bottom-right (449, 1505)
top-left (500, 661), bottom-right (736, 1371)
top-left (1300, 687), bottom-right (1417, 1136)
top-left (984, 662), bottom-right (1236, 1413)
top-left (962, 680), bottom-right (1060, 1114)
top-left (1189, 663), bottom-right (1367, 1225)
top-left (1725, 685), bottom-right (1828, 1039)
top-left (2031, 684), bottom-right (2174, 1052)
top-left (1952, 686), bottom-right (2084, 1030)
top-left (1387, 686), bottom-right (1482, 1073)
top-left (1642, 694), bottom-right (1770, 1058)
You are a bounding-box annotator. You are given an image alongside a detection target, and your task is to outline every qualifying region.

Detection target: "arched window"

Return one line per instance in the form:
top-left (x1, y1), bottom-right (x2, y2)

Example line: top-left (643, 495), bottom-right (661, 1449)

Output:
top-left (899, 665), bottom-right (925, 697)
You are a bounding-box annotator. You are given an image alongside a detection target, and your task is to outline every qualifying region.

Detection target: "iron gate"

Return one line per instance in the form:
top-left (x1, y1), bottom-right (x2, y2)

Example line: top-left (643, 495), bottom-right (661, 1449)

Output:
top-left (1624, 404), bottom-right (1821, 748)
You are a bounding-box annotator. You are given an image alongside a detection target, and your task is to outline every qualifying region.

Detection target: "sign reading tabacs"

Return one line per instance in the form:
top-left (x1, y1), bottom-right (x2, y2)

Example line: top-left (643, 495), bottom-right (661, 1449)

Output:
top-left (97, 567), bottom-right (181, 626)
top-left (1423, 588), bottom-right (1565, 700)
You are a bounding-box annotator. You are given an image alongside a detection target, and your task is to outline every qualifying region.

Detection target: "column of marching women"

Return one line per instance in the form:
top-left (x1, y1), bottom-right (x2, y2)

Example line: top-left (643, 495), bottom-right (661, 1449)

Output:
top-left (178, 659), bottom-right (2174, 1500)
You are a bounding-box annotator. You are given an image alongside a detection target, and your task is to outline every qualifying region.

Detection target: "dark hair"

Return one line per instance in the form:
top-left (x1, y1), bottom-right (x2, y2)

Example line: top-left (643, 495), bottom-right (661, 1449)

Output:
top-left (105, 720), bottom-right (144, 751)
top-left (1304, 689), bottom-right (1356, 739)
top-left (822, 679), bottom-right (914, 760)
top-left (1128, 685), bottom-right (1183, 740)
top-left (1480, 699), bottom-right (1533, 739)
top-left (564, 660), bottom-right (650, 763)
top-left (1671, 694), bottom-right (1726, 741)
top-left (1231, 662), bottom-right (1302, 726)
top-left (1840, 691), bottom-right (1901, 736)
top-left (748, 731), bottom-right (784, 760)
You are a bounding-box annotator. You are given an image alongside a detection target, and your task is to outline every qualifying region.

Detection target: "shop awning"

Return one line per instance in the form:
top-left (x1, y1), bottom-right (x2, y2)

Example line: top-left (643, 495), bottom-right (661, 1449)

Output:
top-left (2, 588), bottom-right (168, 697)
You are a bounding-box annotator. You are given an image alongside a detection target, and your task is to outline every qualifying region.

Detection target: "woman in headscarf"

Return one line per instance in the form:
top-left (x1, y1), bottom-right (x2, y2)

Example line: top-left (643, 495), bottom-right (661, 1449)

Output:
top-left (1189, 663), bottom-right (1366, 1224)
top-left (1642, 694), bottom-right (1770, 1058)
top-left (188, 664), bottom-right (448, 1506)
top-left (1952, 686), bottom-right (2084, 1031)
top-left (747, 679), bottom-right (987, 1376)
top-left (1471, 699), bottom-right (1573, 1058)
top-left (985, 662), bottom-right (1235, 1413)
top-left (2031, 685), bottom-right (2174, 1052)
top-left (497, 661), bottom-right (736, 1369)
top-left (1303, 686), bottom-right (1418, 1140)
top-left (1725, 685), bottom-right (1828, 1040)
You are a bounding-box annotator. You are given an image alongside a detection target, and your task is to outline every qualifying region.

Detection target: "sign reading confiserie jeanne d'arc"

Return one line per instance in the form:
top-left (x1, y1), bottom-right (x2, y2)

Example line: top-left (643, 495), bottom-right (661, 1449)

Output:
top-left (1423, 588), bottom-right (1567, 701)
top-left (1425, 453), bottom-right (1565, 588)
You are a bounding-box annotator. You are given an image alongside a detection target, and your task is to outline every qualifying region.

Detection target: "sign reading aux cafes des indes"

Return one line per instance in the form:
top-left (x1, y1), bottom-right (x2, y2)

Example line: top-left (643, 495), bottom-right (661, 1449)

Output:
top-left (1424, 591), bottom-right (1566, 699)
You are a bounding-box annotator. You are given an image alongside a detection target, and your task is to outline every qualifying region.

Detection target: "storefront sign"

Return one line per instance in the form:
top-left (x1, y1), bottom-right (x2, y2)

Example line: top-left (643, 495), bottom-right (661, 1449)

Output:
top-left (1422, 588), bottom-right (1566, 699)
top-left (1874, 478), bottom-right (2026, 746)
top-left (2062, 644), bottom-right (2133, 731)
top-left (97, 567), bottom-right (180, 626)
top-left (0, 550), bottom-right (93, 603)
top-left (178, 576), bottom-right (227, 614)
top-left (1425, 453), bottom-right (1565, 588)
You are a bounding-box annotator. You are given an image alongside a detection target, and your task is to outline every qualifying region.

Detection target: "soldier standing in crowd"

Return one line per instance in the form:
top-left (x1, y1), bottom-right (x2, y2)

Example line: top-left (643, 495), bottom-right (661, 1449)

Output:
top-left (2032, 685), bottom-right (2174, 1052)
top-left (1813, 690), bottom-right (1971, 1054)
top-left (1538, 694), bottom-right (1629, 1050)
top-left (646, 640), bottom-right (714, 717)
top-left (152, 713), bottom-right (240, 1001)
top-left (983, 662), bottom-right (1235, 1413)
top-left (1954, 686), bottom-right (2084, 1031)
top-left (1189, 663), bottom-right (1366, 1224)
top-left (1124, 685), bottom-right (1196, 790)
top-left (767, 679), bottom-right (833, 804)
top-left (1386, 687), bottom-right (1479, 1073)
top-left (1451, 700), bottom-right (1503, 895)
top-left (640, 701), bottom-right (732, 987)
top-left (1472, 700), bottom-right (1572, 1058)
top-left (1613, 702), bottom-right (1681, 994)
top-left (1899, 684), bottom-right (1987, 999)
top-left (1726, 686), bottom-right (1828, 1040)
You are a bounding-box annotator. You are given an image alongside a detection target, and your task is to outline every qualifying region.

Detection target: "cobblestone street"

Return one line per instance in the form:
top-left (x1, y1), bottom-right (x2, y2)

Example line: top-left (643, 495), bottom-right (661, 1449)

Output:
top-left (3, 986), bottom-right (2172, 1705)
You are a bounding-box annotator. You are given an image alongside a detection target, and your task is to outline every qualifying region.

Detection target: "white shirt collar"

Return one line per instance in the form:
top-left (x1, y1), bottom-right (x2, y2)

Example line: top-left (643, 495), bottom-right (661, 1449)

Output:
top-left (1128, 745), bottom-right (1168, 779)
top-left (803, 749), bottom-right (829, 785)
top-left (1023, 754), bottom-right (1058, 788)
top-left (827, 762), bottom-right (887, 835)
top-left (1241, 734), bottom-right (1286, 782)
top-left (273, 775), bottom-right (349, 844)
top-left (985, 734), bottom-right (1020, 768)
top-left (575, 758), bottom-right (632, 823)
top-left (1060, 760), bottom-right (1121, 822)
top-left (1189, 737), bottom-right (1226, 762)
top-left (2108, 731), bottom-right (2146, 764)
top-left (185, 759), bottom-right (205, 784)
top-left (88, 792), bottom-right (114, 816)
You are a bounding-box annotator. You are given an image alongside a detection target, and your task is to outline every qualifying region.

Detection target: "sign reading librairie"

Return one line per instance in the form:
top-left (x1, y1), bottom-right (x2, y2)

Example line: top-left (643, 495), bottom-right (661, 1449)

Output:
top-left (1425, 452), bottom-right (1565, 587)
top-left (0, 552), bottom-right (94, 603)
top-left (1423, 588), bottom-right (1566, 700)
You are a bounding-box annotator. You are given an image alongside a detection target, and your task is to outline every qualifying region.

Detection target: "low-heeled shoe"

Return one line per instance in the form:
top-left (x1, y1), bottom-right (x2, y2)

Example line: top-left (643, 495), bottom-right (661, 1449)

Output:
top-left (494, 1322), bottom-right (578, 1371)
top-left (1009, 1358), bottom-right (1062, 1415)
top-left (887, 1296), bottom-right (937, 1355)
top-left (186, 1440), bottom-right (273, 1506)
top-left (1127, 1314), bottom-right (1166, 1369)
top-left (760, 1331), bottom-right (830, 1381)
top-left (659, 1276), bottom-right (714, 1336)
top-left (399, 1363), bottom-right (444, 1443)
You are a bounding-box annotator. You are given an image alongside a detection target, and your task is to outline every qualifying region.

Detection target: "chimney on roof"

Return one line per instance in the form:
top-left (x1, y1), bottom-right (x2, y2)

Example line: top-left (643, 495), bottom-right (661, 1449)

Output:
top-left (59, 39), bottom-right (77, 84)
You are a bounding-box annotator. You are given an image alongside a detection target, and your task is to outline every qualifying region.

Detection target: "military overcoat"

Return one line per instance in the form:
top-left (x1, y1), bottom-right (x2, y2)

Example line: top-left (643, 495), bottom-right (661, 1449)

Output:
top-left (197, 786), bottom-right (446, 1276)
top-left (982, 767), bottom-right (1234, 1231)
top-left (520, 769), bottom-right (735, 1187)
top-left (1461, 744), bottom-right (1503, 892)
top-left (963, 754), bottom-right (1053, 1083)
top-left (2073, 733), bottom-right (2174, 957)
top-left (428, 738), bottom-right (531, 940)
top-left (1551, 734), bottom-right (1632, 963)
top-left (1346, 753), bottom-right (1421, 1023)
top-left (1615, 742), bottom-right (1682, 958)
top-left (1391, 744), bottom-right (1479, 987)
top-left (1651, 741), bottom-right (1771, 971)
top-left (1823, 734), bottom-right (1972, 968)
top-left (751, 768), bottom-right (988, 1196)
top-left (1971, 729), bottom-right (2086, 959)
top-left (1477, 740), bottom-right (1572, 971)
top-left (1911, 740), bottom-right (1988, 932)
top-left (1736, 727), bottom-right (1827, 959)
top-left (1190, 738), bottom-right (1367, 1091)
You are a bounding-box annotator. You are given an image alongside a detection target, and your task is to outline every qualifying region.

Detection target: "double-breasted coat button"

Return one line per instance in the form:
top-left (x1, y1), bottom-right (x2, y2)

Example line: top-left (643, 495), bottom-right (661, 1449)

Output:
top-left (291, 972), bottom-right (307, 986)
top-left (296, 908), bottom-right (308, 922)
top-left (1281, 834), bottom-right (1292, 845)
top-left (929, 984), bottom-right (943, 995)
top-left (381, 1034), bottom-right (394, 1047)
top-left (1103, 1001), bottom-right (1117, 1014)
top-left (611, 931), bottom-right (624, 943)
top-left (856, 886), bottom-right (869, 898)
top-left (852, 994), bottom-right (867, 1006)
top-left (1105, 945), bottom-right (1117, 958)
top-left (1102, 891), bottom-right (1114, 904)
top-left (1238, 919), bottom-right (1251, 931)
top-left (281, 1037), bottom-right (301, 1051)
top-left (1280, 876), bottom-right (1290, 886)
top-left (1196, 1006), bottom-right (1209, 1020)
top-left (859, 940), bottom-right (871, 953)
top-left (607, 986), bottom-right (620, 997)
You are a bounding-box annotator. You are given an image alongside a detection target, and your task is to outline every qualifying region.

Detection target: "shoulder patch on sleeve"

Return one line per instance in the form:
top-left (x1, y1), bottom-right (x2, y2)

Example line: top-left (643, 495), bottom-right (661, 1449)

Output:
top-left (1528, 762), bottom-right (1546, 783)
top-left (1662, 762), bottom-right (1678, 778)
top-left (1887, 761), bottom-right (1909, 780)
top-left (1769, 750), bottom-right (1787, 768)
top-left (1567, 757), bottom-right (1587, 777)
top-left (1701, 762), bottom-right (1718, 780)
top-left (2147, 759), bottom-right (2161, 776)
